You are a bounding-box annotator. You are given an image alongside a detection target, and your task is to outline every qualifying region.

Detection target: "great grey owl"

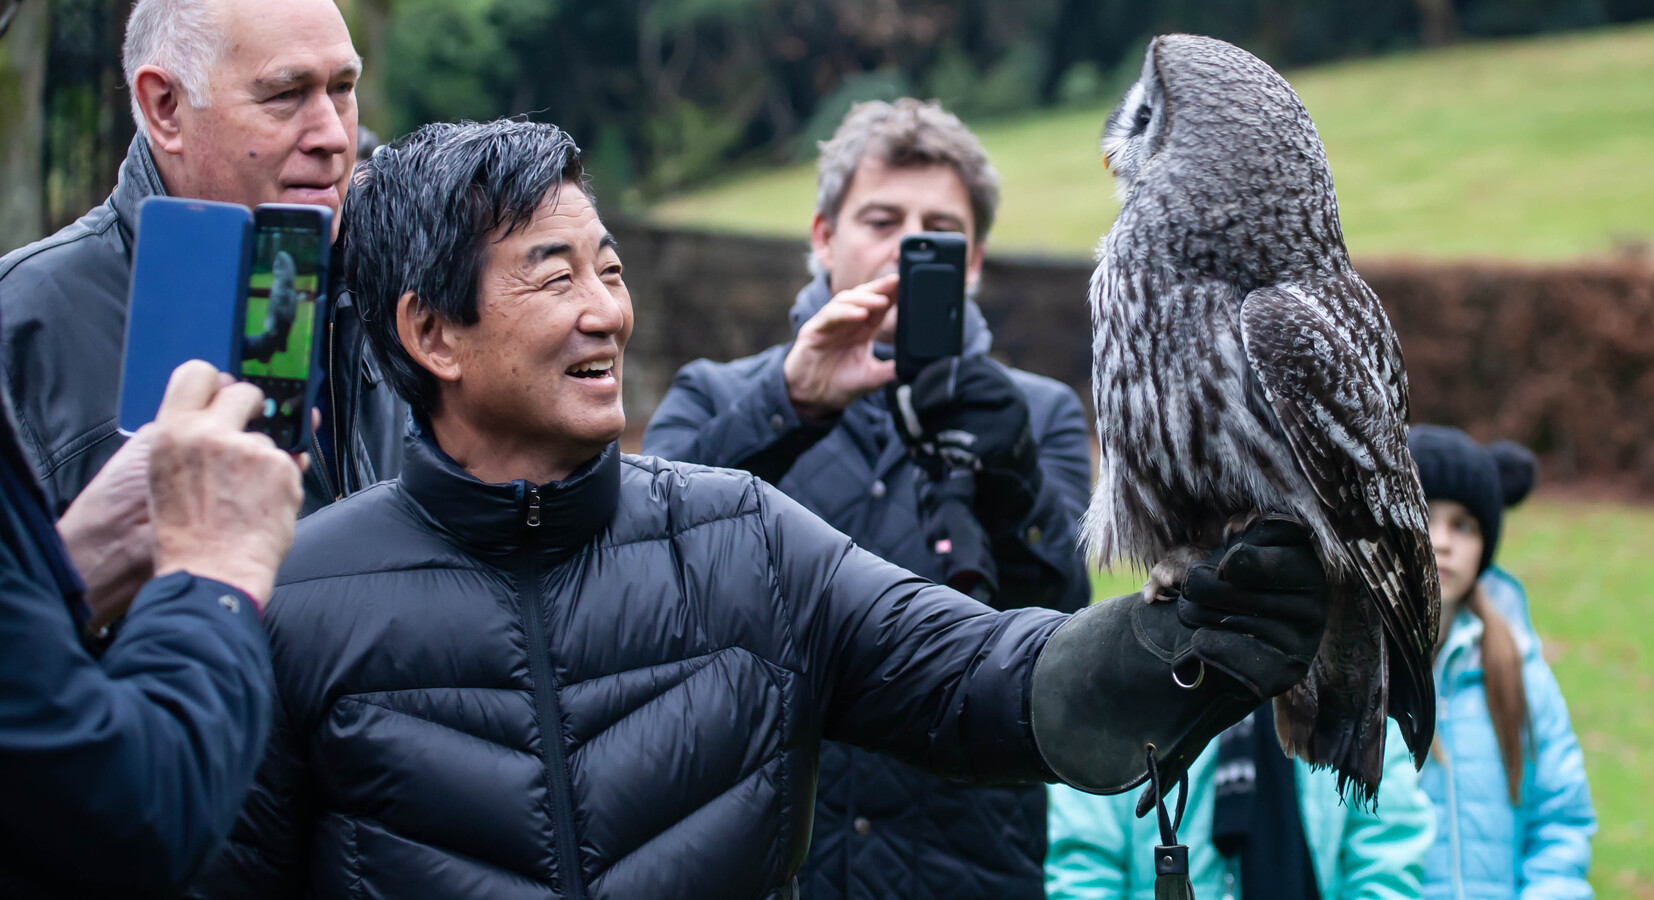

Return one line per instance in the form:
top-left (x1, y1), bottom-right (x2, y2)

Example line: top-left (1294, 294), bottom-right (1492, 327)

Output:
top-left (1084, 34), bottom-right (1440, 802)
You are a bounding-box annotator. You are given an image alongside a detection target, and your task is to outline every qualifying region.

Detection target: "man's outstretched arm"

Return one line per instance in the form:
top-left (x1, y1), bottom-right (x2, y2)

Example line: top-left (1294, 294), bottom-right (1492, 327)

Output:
top-left (765, 482), bottom-right (1330, 790)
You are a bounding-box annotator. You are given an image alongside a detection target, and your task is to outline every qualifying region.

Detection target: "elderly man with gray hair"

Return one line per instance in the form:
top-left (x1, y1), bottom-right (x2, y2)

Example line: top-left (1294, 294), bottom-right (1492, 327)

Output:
top-left (645, 98), bottom-right (1092, 899)
top-left (0, 0), bottom-right (402, 533)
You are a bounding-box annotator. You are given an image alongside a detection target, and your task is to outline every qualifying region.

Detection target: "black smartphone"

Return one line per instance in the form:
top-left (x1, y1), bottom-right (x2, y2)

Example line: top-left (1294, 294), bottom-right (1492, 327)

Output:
top-left (238, 204), bottom-right (331, 452)
top-left (895, 232), bottom-right (968, 383)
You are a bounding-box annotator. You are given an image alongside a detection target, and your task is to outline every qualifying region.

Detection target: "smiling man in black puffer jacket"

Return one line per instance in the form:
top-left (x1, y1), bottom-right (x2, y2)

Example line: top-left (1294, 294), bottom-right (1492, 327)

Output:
top-left (187, 119), bottom-right (1335, 900)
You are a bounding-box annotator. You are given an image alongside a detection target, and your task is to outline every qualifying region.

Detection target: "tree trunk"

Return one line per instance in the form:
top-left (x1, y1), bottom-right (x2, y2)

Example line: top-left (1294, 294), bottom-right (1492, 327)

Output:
top-left (1414, 0), bottom-right (1460, 46)
top-left (42, 0), bottom-right (134, 231)
top-left (0, 0), bottom-right (47, 254)
top-left (344, 0), bottom-right (392, 137)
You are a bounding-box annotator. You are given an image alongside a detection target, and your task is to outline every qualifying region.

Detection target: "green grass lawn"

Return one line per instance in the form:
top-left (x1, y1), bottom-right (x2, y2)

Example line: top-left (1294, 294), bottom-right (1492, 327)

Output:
top-left (239, 297), bottom-right (317, 381)
top-left (1502, 500), bottom-right (1654, 899)
top-left (1090, 500), bottom-right (1654, 898)
top-left (651, 23), bottom-right (1654, 261)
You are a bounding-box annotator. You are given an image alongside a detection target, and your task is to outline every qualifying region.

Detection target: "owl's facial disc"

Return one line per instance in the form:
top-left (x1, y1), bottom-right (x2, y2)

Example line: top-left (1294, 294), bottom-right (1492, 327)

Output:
top-left (1102, 79), bottom-right (1156, 197)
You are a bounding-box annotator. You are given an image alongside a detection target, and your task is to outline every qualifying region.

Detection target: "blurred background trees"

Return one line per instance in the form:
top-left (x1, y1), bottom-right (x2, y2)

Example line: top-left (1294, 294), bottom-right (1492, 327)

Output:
top-left (7, 0), bottom-right (1653, 250)
top-left (2, 6), bottom-right (1651, 894)
top-left (343, 0), bottom-right (1654, 205)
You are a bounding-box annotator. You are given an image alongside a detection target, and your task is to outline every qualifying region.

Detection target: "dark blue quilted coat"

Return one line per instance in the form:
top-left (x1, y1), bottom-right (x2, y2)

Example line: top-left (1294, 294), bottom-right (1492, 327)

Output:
top-left (187, 430), bottom-right (1066, 900)
top-left (645, 275), bottom-right (1093, 899)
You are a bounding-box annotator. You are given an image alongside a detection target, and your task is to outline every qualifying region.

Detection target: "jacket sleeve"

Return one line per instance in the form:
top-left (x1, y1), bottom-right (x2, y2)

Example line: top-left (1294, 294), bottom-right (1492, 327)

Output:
top-left (0, 243), bottom-right (129, 515)
top-left (1516, 653), bottom-right (1596, 900)
top-left (185, 696), bottom-right (312, 900)
top-left (643, 353), bottom-right (833, 484)
top-left (0, 560), bottom-right (273, 894)
top-left (993, 379), bottom-right (1093, 614)
top-left (1044, 784), bottom-right (1132, 900)
top-left (1336, 722), bottom-right (1435, 900)
top-left (761, 479), bottom-right (1066, 782)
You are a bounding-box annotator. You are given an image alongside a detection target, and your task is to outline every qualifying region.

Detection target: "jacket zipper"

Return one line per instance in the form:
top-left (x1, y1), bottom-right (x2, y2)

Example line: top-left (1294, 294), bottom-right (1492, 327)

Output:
top-left (519, 486), bottom-right (583, 898)
top-left (307, 314), bottom-right (341, 501)
top-left (1439, 650), bottom-right (1465, 900)
top-left (310, 429), bottom-right (336, 500)
top-left (326, 312), bottom-right (345, 499)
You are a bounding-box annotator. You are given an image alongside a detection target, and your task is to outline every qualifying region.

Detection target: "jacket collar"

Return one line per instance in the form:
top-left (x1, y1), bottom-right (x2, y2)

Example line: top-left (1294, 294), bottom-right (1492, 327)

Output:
top-left (110, 136), bottom-right (170, 249)
top-left (786, 272), bottom-right (995, 357)
top-left (1435, 572), bottom-right (1538, 684)
top-left (397, 419), bottom-right (620, 567)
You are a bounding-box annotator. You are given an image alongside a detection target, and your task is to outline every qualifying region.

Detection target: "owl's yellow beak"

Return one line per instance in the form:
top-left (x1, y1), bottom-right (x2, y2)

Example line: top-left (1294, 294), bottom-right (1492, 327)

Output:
top-left (1102, 151), bottom-right (1112, 172)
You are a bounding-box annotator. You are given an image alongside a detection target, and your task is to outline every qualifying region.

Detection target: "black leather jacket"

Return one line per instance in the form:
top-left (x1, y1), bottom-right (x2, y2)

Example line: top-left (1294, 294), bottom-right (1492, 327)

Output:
top-left (0, 137), bottom-right (403, 514)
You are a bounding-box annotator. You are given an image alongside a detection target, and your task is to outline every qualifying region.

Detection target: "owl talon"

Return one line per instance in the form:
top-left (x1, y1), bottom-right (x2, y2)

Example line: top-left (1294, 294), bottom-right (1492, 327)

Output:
top-left (1142, 546), bottom-right (1206, 603)
top-left (1224, 509), bottom-right (1267, 544)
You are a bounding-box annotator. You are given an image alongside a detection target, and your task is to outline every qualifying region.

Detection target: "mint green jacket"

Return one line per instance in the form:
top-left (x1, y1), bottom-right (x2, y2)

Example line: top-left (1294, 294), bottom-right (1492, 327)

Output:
top-left (1047, 720), bottom-right (1435, 900)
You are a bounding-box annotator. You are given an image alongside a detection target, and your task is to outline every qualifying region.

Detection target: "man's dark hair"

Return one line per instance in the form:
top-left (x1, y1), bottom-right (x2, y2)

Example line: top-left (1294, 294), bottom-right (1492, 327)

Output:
top-left (342, 119), bottom-right (586, 415)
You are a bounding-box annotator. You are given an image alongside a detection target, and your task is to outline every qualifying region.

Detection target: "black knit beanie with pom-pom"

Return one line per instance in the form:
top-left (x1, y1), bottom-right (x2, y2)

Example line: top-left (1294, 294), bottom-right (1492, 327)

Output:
top-left (1407, 425), bottom-right (1537, 574)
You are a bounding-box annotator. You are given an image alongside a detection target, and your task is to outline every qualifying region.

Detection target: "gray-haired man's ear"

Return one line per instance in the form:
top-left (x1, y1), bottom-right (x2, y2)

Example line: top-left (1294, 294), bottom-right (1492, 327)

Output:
top-left (132, 65), bottom-right (186, 153)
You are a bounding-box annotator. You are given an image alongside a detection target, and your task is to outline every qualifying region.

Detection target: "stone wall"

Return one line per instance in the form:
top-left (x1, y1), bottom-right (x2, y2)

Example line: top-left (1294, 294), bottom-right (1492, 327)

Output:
top-left (615, 222), bottom-right (1654, 491)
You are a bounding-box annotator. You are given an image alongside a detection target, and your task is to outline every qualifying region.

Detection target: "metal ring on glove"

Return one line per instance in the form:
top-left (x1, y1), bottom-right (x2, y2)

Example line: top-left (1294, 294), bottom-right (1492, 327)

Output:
top-left (1171, 659), bottom-right (1205, 690)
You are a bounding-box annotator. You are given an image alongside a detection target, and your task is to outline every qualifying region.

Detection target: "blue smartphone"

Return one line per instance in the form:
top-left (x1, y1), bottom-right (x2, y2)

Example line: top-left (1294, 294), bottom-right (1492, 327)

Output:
top-left (118, 198), bottom-right (253, 434)
top-left (236, 204), bottom-right (331, 452)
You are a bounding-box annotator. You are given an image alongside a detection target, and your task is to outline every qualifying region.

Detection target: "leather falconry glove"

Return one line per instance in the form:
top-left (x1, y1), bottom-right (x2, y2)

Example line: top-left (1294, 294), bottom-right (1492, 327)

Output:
top-left (1029, 515), bottom-right (1329, 816)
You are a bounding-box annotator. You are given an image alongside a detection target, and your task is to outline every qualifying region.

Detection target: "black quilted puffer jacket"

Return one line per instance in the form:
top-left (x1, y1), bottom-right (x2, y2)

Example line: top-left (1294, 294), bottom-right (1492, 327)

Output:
top-left (188, 430), bottom-right (1066, 900)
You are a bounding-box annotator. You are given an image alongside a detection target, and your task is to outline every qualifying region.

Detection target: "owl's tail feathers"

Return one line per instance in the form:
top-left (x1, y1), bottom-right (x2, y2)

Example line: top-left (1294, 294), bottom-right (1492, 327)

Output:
top-left (1274, 589), bottom-right (1389, 808)
top-left (1385, 627), bottom-right (1436, 771)
top-left (1351, 534), bottom-right (1440, 771)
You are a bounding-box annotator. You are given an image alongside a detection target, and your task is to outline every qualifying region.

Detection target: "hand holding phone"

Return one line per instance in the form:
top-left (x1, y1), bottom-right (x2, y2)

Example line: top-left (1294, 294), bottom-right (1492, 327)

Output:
top-left (782, 274), bottom-right (899, 417)
top-left (148, 360), bottom-right (306, 608)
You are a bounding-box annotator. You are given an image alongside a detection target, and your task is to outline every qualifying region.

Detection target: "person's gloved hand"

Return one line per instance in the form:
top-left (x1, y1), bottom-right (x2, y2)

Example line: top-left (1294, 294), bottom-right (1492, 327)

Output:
top-left (1176, 515), bottom-right (1329, 701)
top-left (889, 355), bottom-right (1041, 532)
top-left (1029, 514), bottom-right (1331, 801)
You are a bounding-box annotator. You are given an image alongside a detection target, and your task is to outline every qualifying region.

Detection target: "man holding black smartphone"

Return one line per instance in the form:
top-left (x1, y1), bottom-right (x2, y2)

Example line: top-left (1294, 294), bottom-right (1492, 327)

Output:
top-left (644, 99), bottom-right (1091, 900)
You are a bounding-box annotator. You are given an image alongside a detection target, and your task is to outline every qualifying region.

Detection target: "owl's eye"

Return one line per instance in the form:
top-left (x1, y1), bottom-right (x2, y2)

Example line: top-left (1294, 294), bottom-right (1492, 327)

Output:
top-left (1133, 105), bottom-right (1153, 132)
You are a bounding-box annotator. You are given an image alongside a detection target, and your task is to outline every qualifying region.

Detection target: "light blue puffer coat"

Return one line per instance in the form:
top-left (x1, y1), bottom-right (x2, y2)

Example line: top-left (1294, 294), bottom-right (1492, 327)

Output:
top-left (1046, 719), bottom-right (1434, 900)
top-left (1422, 567), bottom-right (1597, 900)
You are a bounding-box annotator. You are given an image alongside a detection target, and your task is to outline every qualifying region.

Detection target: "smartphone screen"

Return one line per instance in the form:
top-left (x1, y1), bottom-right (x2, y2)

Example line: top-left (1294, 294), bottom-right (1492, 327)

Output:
top-left (241, 205), bottom-right (330, 451)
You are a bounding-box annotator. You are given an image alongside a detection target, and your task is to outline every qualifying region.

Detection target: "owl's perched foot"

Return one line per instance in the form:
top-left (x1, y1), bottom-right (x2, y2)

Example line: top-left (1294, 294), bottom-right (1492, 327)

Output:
top-left (1141, 545), bottom-right (1207, 603)
top-left (1223, 508), bottom-right (1267, 543)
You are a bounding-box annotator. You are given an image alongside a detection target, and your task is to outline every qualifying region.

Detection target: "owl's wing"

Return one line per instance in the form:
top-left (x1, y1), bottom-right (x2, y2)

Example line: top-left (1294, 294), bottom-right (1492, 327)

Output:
top-left (1239, 282), bottom-right (1439, 768)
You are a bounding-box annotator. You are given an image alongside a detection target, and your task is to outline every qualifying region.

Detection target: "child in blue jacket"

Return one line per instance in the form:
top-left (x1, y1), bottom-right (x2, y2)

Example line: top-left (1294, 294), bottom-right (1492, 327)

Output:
top-left (1409, 426), bottom-right (1597, 900)
top-left (1046, 714), bottom-right (1434, 900)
